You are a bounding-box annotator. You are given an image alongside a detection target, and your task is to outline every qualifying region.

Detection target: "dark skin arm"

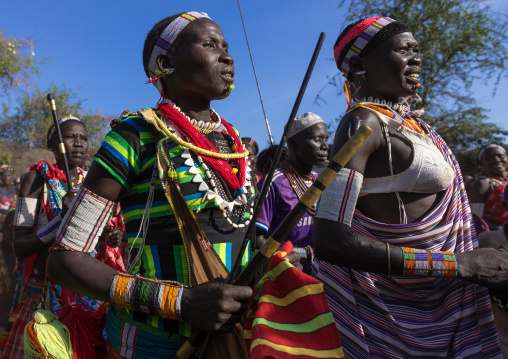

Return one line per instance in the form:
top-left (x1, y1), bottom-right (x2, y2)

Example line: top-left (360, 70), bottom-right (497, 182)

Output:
top-left (314, 111), bottom-right (508, 289)
top-left (14, 170), bottom-right (77, 260)
top-left (47, 162), bottom-right (253, 333)
top-left (256, 228), bottom-right (267, 249)
top-left (315, 111), bottom-right (403, 274)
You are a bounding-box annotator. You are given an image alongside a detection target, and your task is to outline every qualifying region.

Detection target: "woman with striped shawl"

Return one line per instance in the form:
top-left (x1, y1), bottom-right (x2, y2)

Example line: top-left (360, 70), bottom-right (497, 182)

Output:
top-left (314, 17), bottom-right (506, 358)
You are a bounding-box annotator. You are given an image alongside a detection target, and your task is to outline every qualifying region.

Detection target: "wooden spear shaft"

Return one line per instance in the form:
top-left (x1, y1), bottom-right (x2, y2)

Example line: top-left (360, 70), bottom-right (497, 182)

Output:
top-left (233, 124), bottom-right (372, 285)
top-left (47, 94), bottom-right (73, 191)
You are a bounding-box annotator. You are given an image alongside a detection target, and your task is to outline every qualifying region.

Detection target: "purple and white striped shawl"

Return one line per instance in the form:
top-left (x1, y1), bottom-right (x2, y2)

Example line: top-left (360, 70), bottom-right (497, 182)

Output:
top-left (313, 119), bottom-right (502, 358)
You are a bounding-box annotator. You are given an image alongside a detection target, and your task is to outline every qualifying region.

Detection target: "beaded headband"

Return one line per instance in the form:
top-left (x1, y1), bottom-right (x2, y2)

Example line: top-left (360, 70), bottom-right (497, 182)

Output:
top-left (0, 164), bottom-right (13, 173)
top-left (147, 11), bottom-right (211, 94)
top-left (47, 116), bottom-right (81, 150)
top-left (478, 144), bottom-right (506, 162)
top-left (334, 17), bottom-right (394, 75)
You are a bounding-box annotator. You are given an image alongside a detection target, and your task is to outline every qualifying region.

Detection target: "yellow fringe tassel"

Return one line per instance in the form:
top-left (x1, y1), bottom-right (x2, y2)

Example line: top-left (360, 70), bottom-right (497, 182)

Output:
top-left (24, 309), bottom-right (74, 359)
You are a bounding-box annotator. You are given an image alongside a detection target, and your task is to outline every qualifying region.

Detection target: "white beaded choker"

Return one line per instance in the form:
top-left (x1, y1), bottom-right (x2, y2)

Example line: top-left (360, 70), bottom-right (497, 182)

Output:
top-left (160, 99), bottom-right (222, 132)
top-left (357, 97), bottom-right (403, 112)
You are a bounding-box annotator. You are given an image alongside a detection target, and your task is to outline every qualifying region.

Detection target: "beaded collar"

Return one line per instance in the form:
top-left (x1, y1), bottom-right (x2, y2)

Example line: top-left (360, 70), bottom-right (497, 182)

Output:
top-left (156, 99), bottom-right (254, 229)
top-left (357, 96), bottom-right (404, 112)
top-left (349, 98), bottom-right (425, 135)
top-left (159, 98), bottom-right (222, 134)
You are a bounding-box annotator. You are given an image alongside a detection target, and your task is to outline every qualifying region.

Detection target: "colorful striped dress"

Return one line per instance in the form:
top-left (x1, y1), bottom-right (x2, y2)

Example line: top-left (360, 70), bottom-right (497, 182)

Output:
top-left (313, 119), bottom-right (502, 358)
top-left (94, 113), bottom-right (255, 356)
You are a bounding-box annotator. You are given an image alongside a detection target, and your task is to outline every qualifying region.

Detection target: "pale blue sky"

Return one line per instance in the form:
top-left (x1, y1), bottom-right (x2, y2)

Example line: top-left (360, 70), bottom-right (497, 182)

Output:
top-left (2, 0), bottom-right (507, 150)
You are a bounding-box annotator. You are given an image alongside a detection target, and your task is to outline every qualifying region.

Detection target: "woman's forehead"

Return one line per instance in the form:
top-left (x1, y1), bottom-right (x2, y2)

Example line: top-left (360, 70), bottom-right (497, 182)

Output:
top-left (485, 147), bottom-right (506, 156)
top-left (184, 18), bottom-right (225, 41)
top-left (61, 121), bottom-right (86, 133)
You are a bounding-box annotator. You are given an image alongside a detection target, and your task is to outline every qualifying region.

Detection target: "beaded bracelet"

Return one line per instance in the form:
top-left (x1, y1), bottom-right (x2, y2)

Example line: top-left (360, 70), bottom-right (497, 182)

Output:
top-left (293, 246), bottom-right (314, 262)
top-left (402, 247), bottom-right (457, 278)
top-left (110, 273), bottom-right (185, 321)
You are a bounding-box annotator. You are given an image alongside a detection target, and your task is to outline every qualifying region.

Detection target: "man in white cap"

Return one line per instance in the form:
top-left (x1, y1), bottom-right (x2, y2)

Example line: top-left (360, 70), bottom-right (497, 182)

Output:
top-left (255, 112), bottom-right (329, 273)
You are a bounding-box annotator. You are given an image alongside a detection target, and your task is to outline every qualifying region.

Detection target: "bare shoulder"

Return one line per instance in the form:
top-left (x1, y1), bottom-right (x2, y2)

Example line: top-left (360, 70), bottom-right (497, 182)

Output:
top-left (18, 170), bottom-right (44, 199)
top-left (329, 108), bottom-right (383, 173)
top-left (470, 177), bottom-right (492, 202)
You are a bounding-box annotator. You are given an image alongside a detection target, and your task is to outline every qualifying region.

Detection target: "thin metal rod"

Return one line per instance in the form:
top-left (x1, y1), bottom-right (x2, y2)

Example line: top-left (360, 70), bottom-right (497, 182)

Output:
top-left (229, 32), bottom-right (326, 282)
top-left (235, 0), bottom-right (274, 145)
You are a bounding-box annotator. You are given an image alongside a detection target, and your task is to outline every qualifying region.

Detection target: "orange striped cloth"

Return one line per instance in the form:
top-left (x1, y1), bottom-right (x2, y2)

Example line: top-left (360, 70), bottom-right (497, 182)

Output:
top-left (244, 242), bottom-right (343, 358)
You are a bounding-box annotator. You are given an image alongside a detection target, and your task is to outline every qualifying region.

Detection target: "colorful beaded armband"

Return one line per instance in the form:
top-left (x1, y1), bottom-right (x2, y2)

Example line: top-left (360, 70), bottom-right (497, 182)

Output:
top-left (402, 247), bottom-right (457, 278)
top-left (110, 273), bottom-right (184, 321)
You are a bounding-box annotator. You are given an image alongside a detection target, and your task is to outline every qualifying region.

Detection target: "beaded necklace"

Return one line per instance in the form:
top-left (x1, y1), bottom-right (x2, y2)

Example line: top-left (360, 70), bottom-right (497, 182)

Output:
top-left (349, 98), bottom-right (425, 135)
top-left (157, 100), bottom-right (254, 228)
top-left (197, 155), bottom-right (254, 228)
top-left (280, 159), bottom-right (316, 215)
top-left (488, 176), bottom-right (507, 188)
top-left (157, 101), bottom-right (248, 194)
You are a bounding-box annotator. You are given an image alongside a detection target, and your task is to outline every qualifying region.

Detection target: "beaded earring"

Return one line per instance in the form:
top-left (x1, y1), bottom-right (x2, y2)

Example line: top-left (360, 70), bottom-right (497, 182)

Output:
top-left (146, 68), bottom-right (175, 84)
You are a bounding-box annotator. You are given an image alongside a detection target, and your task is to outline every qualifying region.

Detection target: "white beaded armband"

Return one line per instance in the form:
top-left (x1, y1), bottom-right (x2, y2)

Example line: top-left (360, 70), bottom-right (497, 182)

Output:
top-left (37, 214), bottom-right (62, 244)
top-left (316, 168), bottom-right (363, 226)
top-left (14, 197), bottom-right (39, 228)
top-left (56, 186), bottom-right (116, 253)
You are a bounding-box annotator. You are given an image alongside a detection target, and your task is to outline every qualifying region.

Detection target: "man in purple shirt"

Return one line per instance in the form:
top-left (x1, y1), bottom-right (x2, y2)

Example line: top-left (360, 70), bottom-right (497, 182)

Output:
top-left (256, 112), bottom-right (328, 273)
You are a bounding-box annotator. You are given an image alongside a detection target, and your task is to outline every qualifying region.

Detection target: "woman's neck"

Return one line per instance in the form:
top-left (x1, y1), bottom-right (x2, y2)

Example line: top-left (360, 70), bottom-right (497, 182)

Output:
top-left (166, 95), bottom-right (212, 123)
top-left (56, 159), bottom-right (79, 180)
top-left (0, 184), bottom-right (12, 190)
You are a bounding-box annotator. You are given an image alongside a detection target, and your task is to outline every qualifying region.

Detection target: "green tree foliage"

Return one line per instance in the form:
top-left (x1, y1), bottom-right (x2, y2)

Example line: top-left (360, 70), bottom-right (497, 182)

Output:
top-left (0, 149), bottom-right (11, 166)
top-left (321, 0), bottom-right (508, 175)
top-left (0, 31), bottom-right (41, 95)
top-left (0, 84), bottom-right (111, 152)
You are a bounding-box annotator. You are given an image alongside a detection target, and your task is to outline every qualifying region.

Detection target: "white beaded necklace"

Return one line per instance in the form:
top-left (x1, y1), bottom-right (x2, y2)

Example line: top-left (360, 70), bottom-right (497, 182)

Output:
top-left (357, 96), bottom-right (403, 112)
top-left (179, 150), bottom-right (253, 228)
top-left (160, 98), bottom-right (222, 132)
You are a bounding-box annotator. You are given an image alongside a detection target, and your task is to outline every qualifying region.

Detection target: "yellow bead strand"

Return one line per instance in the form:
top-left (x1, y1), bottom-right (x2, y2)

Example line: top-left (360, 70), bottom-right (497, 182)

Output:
top-left (153, 111), bottom-right (249, 160)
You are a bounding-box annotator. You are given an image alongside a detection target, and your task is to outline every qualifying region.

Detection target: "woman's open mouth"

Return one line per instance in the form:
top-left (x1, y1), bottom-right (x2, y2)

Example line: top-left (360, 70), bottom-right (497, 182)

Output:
top-left (405, 72), bottom-right (420, 84)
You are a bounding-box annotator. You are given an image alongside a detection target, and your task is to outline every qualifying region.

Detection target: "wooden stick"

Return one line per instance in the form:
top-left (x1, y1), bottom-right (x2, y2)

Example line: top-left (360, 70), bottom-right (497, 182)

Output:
top-left (47, 94), bottom-right (72, 191)
top-left (234, 124), bottom-right (372, 285)
top-left (229, 31), bottom-right (327, 282)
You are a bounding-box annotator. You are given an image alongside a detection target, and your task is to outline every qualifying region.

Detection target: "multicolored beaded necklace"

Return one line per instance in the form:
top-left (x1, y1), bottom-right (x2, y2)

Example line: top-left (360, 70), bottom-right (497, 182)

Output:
top-left (196, 154), bottom-right (254, 229)
top-left (488, 176), bottom-right (507, 188)
top-left (348, 99), bottom-right (425, 135)
top-left (280, 159), bottom-right (316, 215)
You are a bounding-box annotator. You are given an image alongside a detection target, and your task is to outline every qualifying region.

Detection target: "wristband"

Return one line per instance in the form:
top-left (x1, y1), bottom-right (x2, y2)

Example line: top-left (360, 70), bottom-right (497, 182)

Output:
top-left (36, 214), bottom-right (62, 244)
top-left (14, 197), bottom-right (39, 227)
top-left (402, 247), bottom-right (457, 278)
top-left (56, 186), bottom-right (115, 253)
top-left (110, 273), bottom-right (184, 320)
top-left (293, 246), bottom-right (314, 262)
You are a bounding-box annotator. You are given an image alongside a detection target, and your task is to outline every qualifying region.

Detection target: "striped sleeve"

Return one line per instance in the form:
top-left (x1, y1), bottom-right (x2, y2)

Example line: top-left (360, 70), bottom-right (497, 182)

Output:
top-left (255, 172), bottom-right (281, 233)
top-left (95, 117), bottom-right (155, 189)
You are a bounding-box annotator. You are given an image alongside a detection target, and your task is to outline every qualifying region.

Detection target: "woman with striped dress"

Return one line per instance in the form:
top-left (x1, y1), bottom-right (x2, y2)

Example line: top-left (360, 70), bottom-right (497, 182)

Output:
top-left (314, 16), bottom-right (506, 358)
